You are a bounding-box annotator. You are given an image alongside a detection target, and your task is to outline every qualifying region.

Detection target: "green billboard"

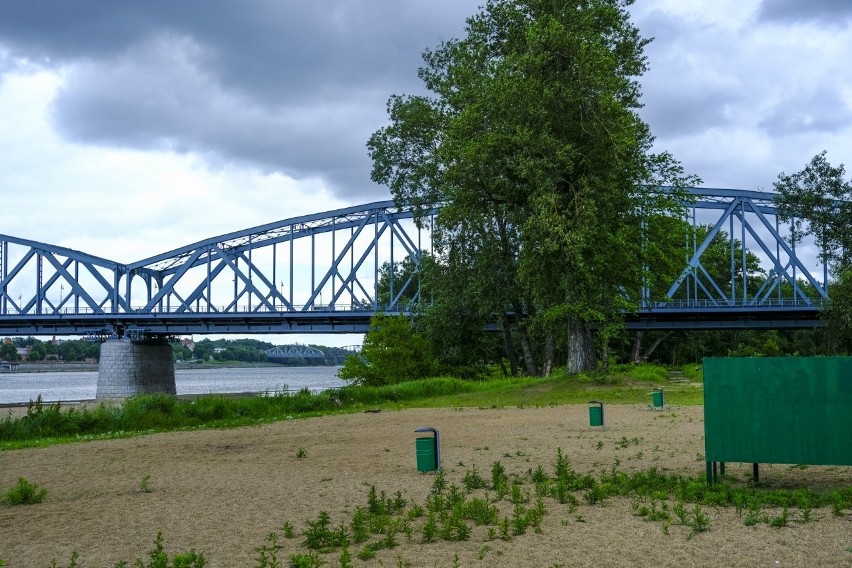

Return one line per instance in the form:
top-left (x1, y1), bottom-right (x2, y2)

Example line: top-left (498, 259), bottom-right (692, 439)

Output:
top-left (704, 357), bottom-right (852, 479)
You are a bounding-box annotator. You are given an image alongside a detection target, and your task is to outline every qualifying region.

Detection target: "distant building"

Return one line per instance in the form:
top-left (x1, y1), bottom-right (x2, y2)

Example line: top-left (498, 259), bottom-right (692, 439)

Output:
top-left (15, 346), bottom-right (30, 361)
top-left (180, 338), bottom-right (196, 351)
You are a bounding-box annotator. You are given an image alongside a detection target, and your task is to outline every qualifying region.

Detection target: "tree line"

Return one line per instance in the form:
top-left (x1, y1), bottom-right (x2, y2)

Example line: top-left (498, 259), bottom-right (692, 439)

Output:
top-left (0, 337), bottom-right (100, 363)
top-left (176, 338), bottom-right (351, 366)
top-left (1, 337), bottom-right (352, 367)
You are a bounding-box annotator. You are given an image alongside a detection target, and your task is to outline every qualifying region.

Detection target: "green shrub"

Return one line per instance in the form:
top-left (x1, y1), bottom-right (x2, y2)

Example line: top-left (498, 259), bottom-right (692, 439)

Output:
top-left (337, 314), bottom-right (438, 386)
top-left (255, 532), bottom-right (283, 568)
top-left (3, 477), bottom-right (47, 505)
top-left (184, 397), bottom-right (230, 422)
top-left (616, 363), bottom-right (668, 382)
top-left (114, 532), bottom-right (206, 568)
top-left (680, 364), bottom-right (703, 382)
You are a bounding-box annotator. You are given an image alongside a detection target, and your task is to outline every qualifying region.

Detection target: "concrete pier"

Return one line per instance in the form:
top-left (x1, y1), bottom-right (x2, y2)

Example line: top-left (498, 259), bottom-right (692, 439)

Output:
top-left (96, 339), bottom-right (176, 400)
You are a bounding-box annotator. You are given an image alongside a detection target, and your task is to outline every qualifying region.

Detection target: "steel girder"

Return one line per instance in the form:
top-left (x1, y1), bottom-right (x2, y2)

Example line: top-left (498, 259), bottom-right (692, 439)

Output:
top-left (0, 189), bottom-right (832, 335)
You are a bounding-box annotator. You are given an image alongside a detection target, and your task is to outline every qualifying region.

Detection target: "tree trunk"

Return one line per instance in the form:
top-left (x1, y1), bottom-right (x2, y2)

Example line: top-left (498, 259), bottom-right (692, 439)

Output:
top-left (516, 319), bottom-right (538, 376)
top-left (631, 331), bottom-right (672, 363)
top-left (566, 318), bottom-right (596, 374)
top-left (501, 316), bottom-right (519, 376)
top-left (641, 332), bottom-right (673, 362)
top-left (630, 331), bottom-right (644, 364)
top-left (543, 331), bottom-right (555, 377)
top-left (511, 299), bottom-right (538, 376)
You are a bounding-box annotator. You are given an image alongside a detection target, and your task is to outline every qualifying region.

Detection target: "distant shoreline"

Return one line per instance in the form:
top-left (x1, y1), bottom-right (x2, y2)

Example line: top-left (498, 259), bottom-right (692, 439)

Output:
top-left (0, 361), bottom-right (342, 374)
top-left (0, 362), bottom-right (99, 373)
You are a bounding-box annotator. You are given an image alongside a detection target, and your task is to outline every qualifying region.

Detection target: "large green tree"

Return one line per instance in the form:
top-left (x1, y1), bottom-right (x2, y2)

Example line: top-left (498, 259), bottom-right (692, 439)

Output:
top-left (368, 0), bottom-right (697, 373)
top-left (774, 151), bottom-right (852, 351)
top-left (775, 151), bottom-right (852, 267)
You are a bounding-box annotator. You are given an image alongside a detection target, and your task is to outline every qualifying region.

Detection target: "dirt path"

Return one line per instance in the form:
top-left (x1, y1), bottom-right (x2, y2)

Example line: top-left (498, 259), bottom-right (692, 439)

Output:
top-left (1, 405), bottom-right (850, 567)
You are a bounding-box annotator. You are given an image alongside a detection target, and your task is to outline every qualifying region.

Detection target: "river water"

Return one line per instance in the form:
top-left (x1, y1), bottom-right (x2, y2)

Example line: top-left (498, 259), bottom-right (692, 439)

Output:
top-left (0, 366), bottom-right (347, 405)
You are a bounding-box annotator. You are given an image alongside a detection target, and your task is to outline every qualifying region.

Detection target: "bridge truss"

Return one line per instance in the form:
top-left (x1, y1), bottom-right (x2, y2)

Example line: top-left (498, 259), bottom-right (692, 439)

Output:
top-left (265, 345), bottom-right (326, 360)
top-left (630, 187), bottom-right (827, 330)
top-left (0, 201), bottom-right (432, 336)
top-left (0, 188), bottom-right (830, 336)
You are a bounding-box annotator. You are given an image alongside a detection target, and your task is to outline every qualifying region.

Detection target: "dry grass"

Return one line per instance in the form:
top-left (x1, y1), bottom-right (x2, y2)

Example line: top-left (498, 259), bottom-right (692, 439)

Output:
top-left (1, 404), bottom-right (850, 567)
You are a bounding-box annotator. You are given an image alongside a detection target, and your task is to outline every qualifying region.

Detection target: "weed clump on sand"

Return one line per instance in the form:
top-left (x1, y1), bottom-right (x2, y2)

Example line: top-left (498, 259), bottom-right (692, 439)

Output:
top-left (51, 533), bottom-right (205, 568)
top-left (2, 477), bottom-right (47, 506)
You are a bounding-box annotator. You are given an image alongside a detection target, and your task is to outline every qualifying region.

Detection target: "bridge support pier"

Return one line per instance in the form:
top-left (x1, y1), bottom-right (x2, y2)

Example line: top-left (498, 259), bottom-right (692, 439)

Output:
top-left (96, 339), bottom-right (176, 401)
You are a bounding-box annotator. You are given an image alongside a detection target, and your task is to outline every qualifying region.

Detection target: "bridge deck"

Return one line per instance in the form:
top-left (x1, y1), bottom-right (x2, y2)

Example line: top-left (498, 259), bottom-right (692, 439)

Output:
top-left (0, 304), bottom-right (821, 335)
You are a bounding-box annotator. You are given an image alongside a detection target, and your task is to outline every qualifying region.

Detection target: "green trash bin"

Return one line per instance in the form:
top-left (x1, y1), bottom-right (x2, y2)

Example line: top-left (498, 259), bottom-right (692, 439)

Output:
top-left (652, 389), bottom-right (664, 408)
top-left (588, 401), bottom-right (604, 429)
top-left (415, 427), bottom-right (440, 473)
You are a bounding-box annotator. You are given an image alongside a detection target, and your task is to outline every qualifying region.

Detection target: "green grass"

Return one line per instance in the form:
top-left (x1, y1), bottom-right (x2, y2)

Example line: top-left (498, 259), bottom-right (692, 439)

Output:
top-left (610, 363), bottom-right (670, 382)
top-left (0, 364), bottom-right (702, 450)
top-left (679, 364), bottom-right (704, 382)
top-left (397, 371), bottom-right (703, 409)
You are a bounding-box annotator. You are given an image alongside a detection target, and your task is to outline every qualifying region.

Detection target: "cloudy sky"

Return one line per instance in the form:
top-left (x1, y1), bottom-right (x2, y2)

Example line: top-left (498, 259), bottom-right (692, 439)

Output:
top-left (1, 0), bottom-right (850, 344)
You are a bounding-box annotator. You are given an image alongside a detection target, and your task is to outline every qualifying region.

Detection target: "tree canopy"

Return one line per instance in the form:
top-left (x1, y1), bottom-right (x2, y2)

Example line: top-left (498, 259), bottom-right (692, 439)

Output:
top-left (774, 151), bottom-right (852, 351)
top-left (368, 0), bottom-right (698, 373)
top-left (774, 151), bottom-right (852, 268)
top-left (338, 314), bottom-right (437, 386)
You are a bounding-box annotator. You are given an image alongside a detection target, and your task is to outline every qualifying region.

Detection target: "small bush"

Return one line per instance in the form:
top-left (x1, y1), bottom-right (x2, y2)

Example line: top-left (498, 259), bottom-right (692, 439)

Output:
top-left (617, 363), bottom-right (668, 382)
top-left (680, 364), bottom-right (703, 382)
top-left (3, 477), bottom-right (47, 505)
top-left (463, 465), bottom-right (487, 492)
top-left (255, 532), bottom-right (283, 568)
top-left (689, 505), bottom-right (711, 537)
top-left (115, 532), bottom-right (206, 568)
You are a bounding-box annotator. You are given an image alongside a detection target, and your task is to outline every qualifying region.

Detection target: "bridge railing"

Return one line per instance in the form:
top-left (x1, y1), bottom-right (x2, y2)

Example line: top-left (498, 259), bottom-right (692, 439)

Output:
top-left (640, 297), bottom-right (827, 310)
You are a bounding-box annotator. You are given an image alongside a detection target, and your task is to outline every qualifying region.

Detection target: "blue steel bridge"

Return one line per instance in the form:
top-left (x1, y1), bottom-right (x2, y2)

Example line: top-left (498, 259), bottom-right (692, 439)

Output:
top-left (0, 187), bottom-right (830, 338)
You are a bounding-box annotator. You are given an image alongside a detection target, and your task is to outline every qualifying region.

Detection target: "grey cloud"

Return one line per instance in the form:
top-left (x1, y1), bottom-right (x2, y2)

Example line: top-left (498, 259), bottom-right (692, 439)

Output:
top-left (0, 1), bottom-right (468, 88)
top-left (0, 1), bottom-right (479, 199)
top-left (633, 8), bottom-right (689, 46)
top-left (640, 84), bottom-right (743, 138)
top-left (759, 88), bottom-right (852, 136)
top-left (49, 34), bottom-right (389, 198)
top-left (758, 0), bottom-right (852, 24)
top-left (636, 11), bottom-right (745, 139)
